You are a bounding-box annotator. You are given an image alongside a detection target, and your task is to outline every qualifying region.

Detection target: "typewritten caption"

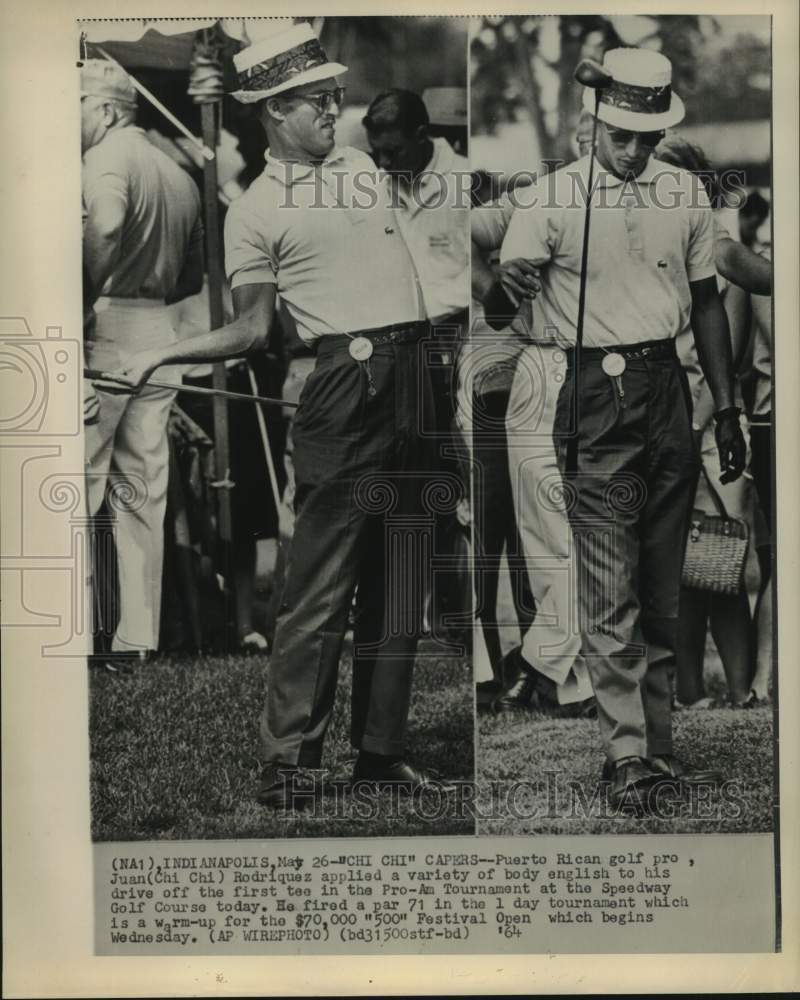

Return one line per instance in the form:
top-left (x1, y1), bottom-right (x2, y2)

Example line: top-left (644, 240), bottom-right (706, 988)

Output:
top-left (95, 836), bottom-right (775, 954)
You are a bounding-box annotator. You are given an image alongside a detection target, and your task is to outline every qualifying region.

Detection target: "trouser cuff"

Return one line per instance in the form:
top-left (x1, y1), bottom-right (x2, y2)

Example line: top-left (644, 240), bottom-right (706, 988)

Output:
top-left (260, 741), bottom-right (322, 768)
top-left (357, 734), bottom-right (406, 757)
top-left (606, 740), bottom-right (649, 763)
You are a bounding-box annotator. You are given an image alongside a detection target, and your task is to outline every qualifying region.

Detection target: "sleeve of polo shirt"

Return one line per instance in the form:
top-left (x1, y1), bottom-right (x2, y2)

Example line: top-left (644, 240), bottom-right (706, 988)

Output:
top-left (499, 191), bottom-right (555, 266)
top-left (224, 198), bottom-right (277, 289)
top-left (685, 176), bottom-right (716, 283)
top-left (712, 215), bottom-right (732, 243)
top-left (472, 195), bottom-right (515, 252)
top-left (82, 144), bottom-right (128, 214)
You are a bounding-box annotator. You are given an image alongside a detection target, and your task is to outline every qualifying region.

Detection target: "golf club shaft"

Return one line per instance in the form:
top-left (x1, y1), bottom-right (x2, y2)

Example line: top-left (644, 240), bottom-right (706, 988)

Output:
top-left (84, 368), bottom-right (298, 409)
top-left (566, 93), bottom-right (601, 475)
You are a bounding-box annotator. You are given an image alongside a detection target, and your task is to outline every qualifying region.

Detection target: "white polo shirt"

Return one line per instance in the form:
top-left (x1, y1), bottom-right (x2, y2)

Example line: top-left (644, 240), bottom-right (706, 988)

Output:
top-left (500, 156), bottom-right (716, 348)
top-left (390, 138), bottom-right (470, 322)
top-left (82, 126), bottom-right (203, 301)
top-left (224, 146), bottom-right (424, 344)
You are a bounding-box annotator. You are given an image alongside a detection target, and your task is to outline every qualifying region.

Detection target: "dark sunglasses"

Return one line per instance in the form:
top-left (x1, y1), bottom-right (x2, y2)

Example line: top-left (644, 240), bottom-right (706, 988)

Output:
top-left (298, 87), bottom-right (346, 113)
top-left (605, 126), bottom-right (664, 149)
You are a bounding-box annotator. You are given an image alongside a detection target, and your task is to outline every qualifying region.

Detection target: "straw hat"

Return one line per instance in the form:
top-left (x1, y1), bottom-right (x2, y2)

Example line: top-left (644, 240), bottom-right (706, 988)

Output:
top-left (582, 48), bottom-right (685, 131)
top-left (231, 22), bottom-right (347, 104)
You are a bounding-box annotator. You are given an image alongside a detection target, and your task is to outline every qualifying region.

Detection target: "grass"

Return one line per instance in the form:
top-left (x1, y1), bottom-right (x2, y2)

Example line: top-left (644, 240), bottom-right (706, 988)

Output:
top-left (473, 550), bottom-right (777, 835)
top-left (476, 702), bottom-right (775, 835)
top-left (89, 637), bottom-right (474, 842)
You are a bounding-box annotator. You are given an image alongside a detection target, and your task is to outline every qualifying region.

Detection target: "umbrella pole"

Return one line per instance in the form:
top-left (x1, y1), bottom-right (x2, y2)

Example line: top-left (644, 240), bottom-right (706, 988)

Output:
top-left (201, 99), bottom-right (236, 640)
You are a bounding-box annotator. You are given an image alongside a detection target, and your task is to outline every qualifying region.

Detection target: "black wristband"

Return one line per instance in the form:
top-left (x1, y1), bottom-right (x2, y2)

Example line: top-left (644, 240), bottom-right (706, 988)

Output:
top-left (713, 405), bottom-right (741, 423)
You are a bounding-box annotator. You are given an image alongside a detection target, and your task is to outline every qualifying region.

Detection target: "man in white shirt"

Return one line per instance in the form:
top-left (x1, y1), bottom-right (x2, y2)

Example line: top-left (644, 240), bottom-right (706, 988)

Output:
top-left (104, 25), bottom-right (451, 806)
top-left (486, 49), bottom-right (746, 810)
top-left (81, 59), bottom-right (203, 662)
top-left (363, 90), bottom-right (470, 632)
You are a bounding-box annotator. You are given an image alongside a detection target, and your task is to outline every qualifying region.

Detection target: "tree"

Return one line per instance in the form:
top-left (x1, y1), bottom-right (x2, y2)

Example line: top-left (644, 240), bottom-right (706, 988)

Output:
top-left (470, 15), bottom-right (757, 164)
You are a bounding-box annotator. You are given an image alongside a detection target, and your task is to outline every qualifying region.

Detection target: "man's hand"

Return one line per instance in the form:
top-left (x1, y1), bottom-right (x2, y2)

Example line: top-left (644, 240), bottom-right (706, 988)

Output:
top-left (714, 409), bottom-right (747, 484)
top-left (482, 258), bottom-right (541, 331)
top-left (494, 258), bottom-right (541, 307)
top-left (95, 350), bottom-right (162, 395)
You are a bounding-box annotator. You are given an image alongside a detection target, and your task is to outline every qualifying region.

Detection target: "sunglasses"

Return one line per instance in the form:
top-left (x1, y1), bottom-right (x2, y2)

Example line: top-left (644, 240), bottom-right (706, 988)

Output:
top-left (604, 126), bottom-right (664, 149)
top-left (297, 87), bottom-right (346, 113)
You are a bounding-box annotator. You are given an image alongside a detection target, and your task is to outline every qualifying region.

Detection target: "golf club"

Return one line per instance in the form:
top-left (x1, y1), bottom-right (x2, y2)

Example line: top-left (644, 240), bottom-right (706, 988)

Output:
top-left (565, 58), bottom-right (612, 476)
top-left (84, 368), bottom-right (298, 409)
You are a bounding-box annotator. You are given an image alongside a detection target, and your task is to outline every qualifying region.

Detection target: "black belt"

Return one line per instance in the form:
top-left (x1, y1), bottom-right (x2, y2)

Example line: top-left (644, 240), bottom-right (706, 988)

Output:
top-left (567, 338), bottom-right (676, 367)
top-left (315, 321), bottom-right (426, 357)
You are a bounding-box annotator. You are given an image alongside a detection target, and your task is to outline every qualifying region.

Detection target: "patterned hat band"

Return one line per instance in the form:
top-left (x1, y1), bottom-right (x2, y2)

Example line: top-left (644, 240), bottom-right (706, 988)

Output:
top-left (600, 80), bottom-right (672, 115)
top-left (238, 38), bottom-right (328, 92)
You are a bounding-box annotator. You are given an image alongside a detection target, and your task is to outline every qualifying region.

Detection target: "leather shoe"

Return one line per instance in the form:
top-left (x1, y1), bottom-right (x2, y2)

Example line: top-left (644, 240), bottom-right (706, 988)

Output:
top-left (256, 763), bottom-right (317, 809)
top-left (491, 647), bottom-right (537, 712)
top-left (534, 672), bottom-right (597, 719)
top-left (352, 754), bottom-right (456, 793)
top-left (648, 754), bottom-right (721, 786)
top-left (602, 756), bottom-right (660, 813)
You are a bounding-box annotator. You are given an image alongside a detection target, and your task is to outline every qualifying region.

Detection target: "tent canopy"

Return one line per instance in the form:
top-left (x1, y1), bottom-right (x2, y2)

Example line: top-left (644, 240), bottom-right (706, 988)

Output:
top-left (79, 18), bottom-right (319, 69)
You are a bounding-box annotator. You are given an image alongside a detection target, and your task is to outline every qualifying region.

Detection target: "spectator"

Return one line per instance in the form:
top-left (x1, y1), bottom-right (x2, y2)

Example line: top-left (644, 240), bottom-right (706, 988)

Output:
top-left (657, 135), bottom-right (764, 707)
top-left (82, 59), bottom-right (203, 666)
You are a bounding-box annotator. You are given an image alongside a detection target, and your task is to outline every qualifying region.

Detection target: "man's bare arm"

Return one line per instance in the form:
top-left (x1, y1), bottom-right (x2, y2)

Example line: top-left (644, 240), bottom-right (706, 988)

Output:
top-left (471, 239), bottom-right (496, 301)
top-left (100, 282), bottom-right (277, 390)
top-left (690, 275), bottom-right (746, 482)
top-left (715, 238), bottom-right (771, 296)
top-left (83, 192), bottom-right (126, 294)
top-left (690, 276), bottom-right (735, 411)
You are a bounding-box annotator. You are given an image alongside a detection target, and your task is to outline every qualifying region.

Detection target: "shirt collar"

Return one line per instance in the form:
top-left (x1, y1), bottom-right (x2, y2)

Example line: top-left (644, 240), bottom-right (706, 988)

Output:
top-left (575, 152), bottom-right (661, 189)
top-left (263, 146), bottom-right (347, 186)
top-left (423, 137), bottom-right (455, 178)
top-left (389, 138), bottom-right (458, 213)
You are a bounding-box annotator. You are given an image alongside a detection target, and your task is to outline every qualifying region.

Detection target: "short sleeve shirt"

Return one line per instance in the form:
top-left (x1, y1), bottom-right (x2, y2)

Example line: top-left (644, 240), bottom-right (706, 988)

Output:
top-left (500, 156), bottom-right (715, 347)
top-left (224, 146), bottom-right (424, 343)
top-left (82, 126), bottom-right (203, 300)
top-left (390, 138), bottom-right (470, 322)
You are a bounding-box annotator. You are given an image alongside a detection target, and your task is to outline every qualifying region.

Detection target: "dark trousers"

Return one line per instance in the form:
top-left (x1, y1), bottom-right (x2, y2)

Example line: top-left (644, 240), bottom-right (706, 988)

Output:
top-left (259, 325), bottom-right (434, 766)
top-left (472, 387), bottom-right (536, 674)
top-left (554, 340), bottom-right (700, 762)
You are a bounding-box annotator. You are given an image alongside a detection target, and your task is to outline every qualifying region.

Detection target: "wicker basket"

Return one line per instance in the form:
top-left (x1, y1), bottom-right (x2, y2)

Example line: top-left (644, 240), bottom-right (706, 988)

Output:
top-left (681, 470), bottom-right (749, 595)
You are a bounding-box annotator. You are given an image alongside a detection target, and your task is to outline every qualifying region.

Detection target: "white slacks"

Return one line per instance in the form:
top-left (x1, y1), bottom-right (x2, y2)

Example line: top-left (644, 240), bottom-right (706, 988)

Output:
top-left (506, 342), bottom-right (593, 706)
top-left (85, 297), bottom-right (179, 652)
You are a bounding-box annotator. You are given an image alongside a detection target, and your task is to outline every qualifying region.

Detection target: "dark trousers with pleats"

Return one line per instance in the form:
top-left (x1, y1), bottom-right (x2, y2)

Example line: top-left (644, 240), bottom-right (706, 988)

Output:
top-left (259, 326), bottom-right (434, 766)
top-left (554, 340), bottom-right (700, 762)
